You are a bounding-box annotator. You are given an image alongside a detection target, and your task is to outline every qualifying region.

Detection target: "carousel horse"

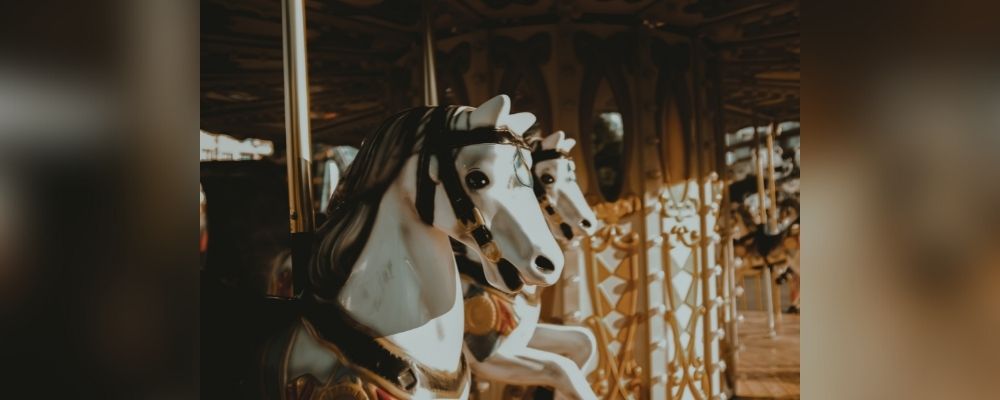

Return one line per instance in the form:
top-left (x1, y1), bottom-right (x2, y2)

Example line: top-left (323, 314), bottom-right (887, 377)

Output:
top-left (729, 147), bottom-right (801, 313)
top-left (261, 95), bottom-right (565, 400)
top-left (455, 131), bottom-right (599, 400)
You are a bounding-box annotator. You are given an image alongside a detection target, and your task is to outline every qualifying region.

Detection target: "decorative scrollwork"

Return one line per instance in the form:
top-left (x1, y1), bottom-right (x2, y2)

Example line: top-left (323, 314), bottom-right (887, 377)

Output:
top-left (660, 178), bottom-right (725, 400)
top-left (669, 225), bottom-right (700, 249)
top-left (584, 196), bottom-right (643, 400)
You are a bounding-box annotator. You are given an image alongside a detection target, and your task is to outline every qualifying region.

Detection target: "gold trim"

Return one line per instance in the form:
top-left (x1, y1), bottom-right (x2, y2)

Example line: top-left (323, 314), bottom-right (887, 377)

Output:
top-left (584, 195), bottom-right (643, 399)
top-left (465, 294), bottom-right (498, 336)
top-left (464, 209), bottom-right (501, 263)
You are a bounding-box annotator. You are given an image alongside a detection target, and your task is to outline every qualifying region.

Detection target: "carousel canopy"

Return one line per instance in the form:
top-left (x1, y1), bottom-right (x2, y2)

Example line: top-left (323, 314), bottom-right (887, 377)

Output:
top-left (201, 0), bottom-right (799, 147)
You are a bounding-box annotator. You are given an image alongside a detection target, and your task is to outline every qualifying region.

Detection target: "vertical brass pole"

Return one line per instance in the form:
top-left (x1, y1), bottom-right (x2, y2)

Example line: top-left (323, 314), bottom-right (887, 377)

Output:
top-left (761, 262), bottom-right (776, 336)
top-left (765, 121), bottom-right (782, 325)
top-left (422, 0), bottom-right (439, 107)
top-left (727, 240), bottom-right (739, 348)
top-left (281, 0), bottom-right (315, 296)
top-left (694, 38), bottom-right (719, 397)
top-left (752, 117), bottom-right (776, 337)
top-left (765, 121), bottom-right (779, 233)
top-left (710, 45), bottom-right (738, 394)
top-left (752, 124), bottom-right (768, 228)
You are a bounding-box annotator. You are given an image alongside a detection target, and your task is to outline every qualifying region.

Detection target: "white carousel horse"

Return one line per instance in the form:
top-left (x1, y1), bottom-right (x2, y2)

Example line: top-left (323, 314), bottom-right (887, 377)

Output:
top-left (457, 131), bottom-right (600, 400)
top-left (729, 148), bottom-right (801, 313)
top-left (262, 95), bottom-right (565, 400)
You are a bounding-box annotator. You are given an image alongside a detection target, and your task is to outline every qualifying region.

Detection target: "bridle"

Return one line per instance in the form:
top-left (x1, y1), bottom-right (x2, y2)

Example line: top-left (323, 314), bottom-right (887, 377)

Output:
top-left (415, 106), bottom-right (531, 264)
top-left (530, 147), bottom-right (574, 241)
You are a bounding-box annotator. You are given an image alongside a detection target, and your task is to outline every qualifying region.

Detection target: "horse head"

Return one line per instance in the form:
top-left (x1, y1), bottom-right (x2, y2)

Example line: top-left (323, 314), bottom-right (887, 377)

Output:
top-left (423, 95), bottom-right (564, 293)
top-left (531, 130), bottom-right (598, 243)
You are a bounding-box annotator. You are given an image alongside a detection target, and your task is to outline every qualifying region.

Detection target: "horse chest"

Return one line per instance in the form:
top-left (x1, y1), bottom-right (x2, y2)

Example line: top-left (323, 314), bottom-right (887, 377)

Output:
top-left (383, 288), bottom-right (465, 372)
top-left (493, 297), bottom-right (540, 353)
top-left (462, 280), bottom-right (543, 361)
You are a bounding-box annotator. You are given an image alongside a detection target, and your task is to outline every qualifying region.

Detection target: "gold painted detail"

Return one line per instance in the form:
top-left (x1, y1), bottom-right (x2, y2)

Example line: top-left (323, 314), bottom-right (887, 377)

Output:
top-left (592, 196), bottom-right (640, 225)
top-left (319, 380), bottom-right (370, 400)
top-left (464, 209), bottom-right (501, 263)
top-left (464, 294), bottom-right (497, 336)
top-left (465, 290), bottom-right (520, 336)
top-left (298, 318), bottom-right (469, 400)
top-left (659, 176), bottom-right (725, 399)
top-left (287, 374), bottom-right (373, 400)
top-left (584, 196), bottom-right (644, 400)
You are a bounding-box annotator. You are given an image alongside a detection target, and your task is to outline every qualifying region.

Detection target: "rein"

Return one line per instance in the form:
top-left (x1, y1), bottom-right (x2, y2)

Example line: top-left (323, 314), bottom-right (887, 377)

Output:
top-left (415, 106), bottom-right (530, 263)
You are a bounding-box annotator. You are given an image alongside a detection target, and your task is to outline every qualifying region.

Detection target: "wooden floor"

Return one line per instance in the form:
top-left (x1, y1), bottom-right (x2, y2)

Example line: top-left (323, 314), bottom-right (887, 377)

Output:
top-left (732, 311), bottom-right (800, 399)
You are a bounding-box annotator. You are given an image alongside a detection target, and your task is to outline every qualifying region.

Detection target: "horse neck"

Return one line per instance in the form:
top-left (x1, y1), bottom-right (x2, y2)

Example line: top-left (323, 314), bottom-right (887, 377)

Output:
top-left (336, 182), bottom-right (461, 338)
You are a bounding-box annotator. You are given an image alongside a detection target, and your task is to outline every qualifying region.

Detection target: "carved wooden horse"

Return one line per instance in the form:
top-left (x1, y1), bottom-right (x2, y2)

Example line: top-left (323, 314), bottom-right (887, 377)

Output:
top-left (457, 131), bottom-right (600, 400)
top-left (262, 95), bottom-right (565, 400)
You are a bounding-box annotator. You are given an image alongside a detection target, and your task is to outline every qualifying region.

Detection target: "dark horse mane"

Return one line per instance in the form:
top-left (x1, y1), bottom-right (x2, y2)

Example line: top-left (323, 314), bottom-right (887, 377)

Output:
top-left (309, 106), bottom-right (460, 302)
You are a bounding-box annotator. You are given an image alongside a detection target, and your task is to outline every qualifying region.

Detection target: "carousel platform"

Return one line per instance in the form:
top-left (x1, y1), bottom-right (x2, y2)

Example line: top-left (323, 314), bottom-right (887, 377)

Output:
top-left (733, 311), bottom-right (800, 399)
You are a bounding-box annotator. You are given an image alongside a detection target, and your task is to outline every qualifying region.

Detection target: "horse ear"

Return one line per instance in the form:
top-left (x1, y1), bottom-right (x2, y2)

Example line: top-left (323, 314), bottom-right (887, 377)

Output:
top-left (505, 112), bottom-right (536, 136)
top-left (469, 94), bottom-right (510, 128)
top-left (557, 138), bottom-right (577, 153)
top-left (542, 130), bottom-right (565, 149)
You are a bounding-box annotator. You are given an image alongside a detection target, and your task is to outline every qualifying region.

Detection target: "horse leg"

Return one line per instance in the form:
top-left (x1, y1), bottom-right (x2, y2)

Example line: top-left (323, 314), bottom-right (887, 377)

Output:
top-left (468, 347), bottom-right (597, 400)
top-left (527, 323), bottom-right (597, 374)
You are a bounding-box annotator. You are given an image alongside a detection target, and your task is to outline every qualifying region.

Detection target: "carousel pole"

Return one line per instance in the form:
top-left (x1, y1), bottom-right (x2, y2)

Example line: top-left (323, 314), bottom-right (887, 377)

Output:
top-left (765, 121), bottom-right (782, 325)
top-left (752, 122), bottom-right (769, 230)
top-left (752, 118), bottom-right (776, 337)
top-left (281, 0), bottom-right (315, 296)
top-left (422, 0), bottom-right (438, 107)
top-left (693, 37), bottom-right (725, 397)
top-left (712, 53), bottom-right (739, 393)
top-left (765, 121), bottom-right (780, 233)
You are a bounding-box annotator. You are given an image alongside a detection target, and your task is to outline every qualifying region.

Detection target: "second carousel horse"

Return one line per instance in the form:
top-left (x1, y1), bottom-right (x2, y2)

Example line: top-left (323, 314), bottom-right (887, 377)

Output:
top-left (457, 131), bottom-right (600, 400)
top-left (261, 95), bottom-right (565, 400)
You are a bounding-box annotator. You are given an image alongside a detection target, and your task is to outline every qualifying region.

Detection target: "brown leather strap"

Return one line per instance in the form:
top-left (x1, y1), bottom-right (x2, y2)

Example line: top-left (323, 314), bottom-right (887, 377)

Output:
top-left (301, 300), bottom-right (418, 394)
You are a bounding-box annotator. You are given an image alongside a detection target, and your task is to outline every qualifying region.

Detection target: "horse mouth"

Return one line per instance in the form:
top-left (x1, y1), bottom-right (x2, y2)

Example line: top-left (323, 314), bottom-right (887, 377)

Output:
top-left (497, 258), bottom-right (524, 292)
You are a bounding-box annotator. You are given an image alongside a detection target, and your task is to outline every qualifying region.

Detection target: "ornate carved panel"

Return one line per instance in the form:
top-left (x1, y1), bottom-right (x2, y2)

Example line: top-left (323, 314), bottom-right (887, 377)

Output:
top-left (659, 176), bottom-right (725, 400)
top-left (584, 197), bottom-right (644, 400)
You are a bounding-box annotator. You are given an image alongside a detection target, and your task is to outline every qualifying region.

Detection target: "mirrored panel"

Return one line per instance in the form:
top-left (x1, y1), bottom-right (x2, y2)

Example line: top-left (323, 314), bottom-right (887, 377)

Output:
top-left (590, 78), bottom-right (625, 201)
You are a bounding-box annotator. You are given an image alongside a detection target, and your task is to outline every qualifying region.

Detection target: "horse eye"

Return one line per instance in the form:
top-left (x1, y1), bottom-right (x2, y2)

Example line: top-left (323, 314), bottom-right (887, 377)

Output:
top-left (541, 173), bottom-right (556, 185)
top-left (465, 170), bottom-right (490, 190)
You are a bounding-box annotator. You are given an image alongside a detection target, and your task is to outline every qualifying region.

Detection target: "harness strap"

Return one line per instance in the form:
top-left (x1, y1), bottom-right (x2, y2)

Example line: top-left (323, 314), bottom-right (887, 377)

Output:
top-left (531, 148), bottom-right (570, 163)
top-left (415, 108), bottom-right (437, 226)
top-left (301, 299), bottom-right (470, 398)
top-left (301, 301), bottom-right (416, 394)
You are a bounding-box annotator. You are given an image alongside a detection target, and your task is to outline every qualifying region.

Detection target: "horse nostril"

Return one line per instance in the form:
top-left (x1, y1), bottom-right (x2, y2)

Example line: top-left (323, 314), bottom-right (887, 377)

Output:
top-left (535, 255), bottom-right (555, 272)
top-left (581, 219), bottom-right (592, 228)
top-left (559, 223), bottom-right (575, 240)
